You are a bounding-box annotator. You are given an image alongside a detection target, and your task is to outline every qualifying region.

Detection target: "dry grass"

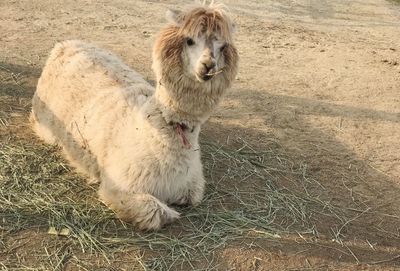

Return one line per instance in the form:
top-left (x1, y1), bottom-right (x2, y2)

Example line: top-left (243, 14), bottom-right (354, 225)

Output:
top-left (1, 60), bottom-right (398, 270)
top-left (0, 132), bottom-right (352, 270)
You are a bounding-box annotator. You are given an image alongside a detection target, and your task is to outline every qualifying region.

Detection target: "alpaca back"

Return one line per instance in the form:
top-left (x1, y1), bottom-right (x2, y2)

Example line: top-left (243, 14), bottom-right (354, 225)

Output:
top-left (36, 40), bottom-right (153, 114)
top-left (31, 40), bottom-right (154, 178)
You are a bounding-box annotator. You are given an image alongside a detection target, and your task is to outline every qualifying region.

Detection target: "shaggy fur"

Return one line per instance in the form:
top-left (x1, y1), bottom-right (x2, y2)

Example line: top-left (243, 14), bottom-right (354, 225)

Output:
top-left (31, 3), bottom-right (238, 230)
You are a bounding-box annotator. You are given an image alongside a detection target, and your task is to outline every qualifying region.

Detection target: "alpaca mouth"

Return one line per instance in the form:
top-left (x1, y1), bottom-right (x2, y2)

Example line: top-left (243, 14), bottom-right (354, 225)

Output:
top-left (201, 74), bottom-right (212, 81)
top-left (196, 73), bottom-right (212, 82)
top-left (206, 69), bottom-right (224, 77)
top-left (198, 68), bottom-right (224, 82)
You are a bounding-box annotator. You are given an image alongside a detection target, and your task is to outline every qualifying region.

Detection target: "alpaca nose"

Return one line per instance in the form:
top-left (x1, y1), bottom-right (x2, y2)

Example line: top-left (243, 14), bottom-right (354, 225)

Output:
top-left (202, 60), bottom-right (216, 72)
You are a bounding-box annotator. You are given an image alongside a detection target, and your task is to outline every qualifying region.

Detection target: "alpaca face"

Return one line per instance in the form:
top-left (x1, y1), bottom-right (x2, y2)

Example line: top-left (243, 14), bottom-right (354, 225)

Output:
top-left (155, 6), bottom-right (237, 84)
top-left (182, 33), bottom-right (228, 82)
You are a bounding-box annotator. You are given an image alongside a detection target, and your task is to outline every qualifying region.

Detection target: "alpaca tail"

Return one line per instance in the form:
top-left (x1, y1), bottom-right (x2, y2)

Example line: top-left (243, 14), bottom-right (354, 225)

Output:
top-left (99, 188), bottom-right (180, 230)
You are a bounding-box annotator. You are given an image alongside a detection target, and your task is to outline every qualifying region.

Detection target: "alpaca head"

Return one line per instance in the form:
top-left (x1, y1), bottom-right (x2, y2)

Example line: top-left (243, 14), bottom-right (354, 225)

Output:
top-left (153, 3), bottom-right (238, 86)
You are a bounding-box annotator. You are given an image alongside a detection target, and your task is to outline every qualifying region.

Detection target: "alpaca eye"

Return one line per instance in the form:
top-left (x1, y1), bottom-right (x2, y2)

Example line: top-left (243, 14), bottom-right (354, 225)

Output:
top-left (220, 43), bottom-right (228, 52)
top-left (186, 38), bottom-right (195, 46)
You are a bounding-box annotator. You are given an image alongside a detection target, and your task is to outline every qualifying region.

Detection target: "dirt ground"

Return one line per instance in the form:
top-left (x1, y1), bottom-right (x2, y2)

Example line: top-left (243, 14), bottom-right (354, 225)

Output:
top-left (1, 0), bottom-right (400, 270)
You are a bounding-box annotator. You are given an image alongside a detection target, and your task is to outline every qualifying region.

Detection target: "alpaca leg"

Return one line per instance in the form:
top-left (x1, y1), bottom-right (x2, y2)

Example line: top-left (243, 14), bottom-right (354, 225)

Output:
top-left (187, 174), bottom-right (205, 206)
top-left (99, 184), bottom-right (180, 230)
top-left (174, 171), bottom-right (205, 206)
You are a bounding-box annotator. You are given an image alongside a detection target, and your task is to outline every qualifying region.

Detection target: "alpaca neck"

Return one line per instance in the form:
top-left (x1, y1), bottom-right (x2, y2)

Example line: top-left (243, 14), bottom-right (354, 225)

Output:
top-left (154, 83), bottom-right (216, 129)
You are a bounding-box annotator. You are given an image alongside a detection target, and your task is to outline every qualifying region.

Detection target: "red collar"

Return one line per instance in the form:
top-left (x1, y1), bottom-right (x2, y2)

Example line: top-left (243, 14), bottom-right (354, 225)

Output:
top-left (175, 123), bottom-right (192, 149)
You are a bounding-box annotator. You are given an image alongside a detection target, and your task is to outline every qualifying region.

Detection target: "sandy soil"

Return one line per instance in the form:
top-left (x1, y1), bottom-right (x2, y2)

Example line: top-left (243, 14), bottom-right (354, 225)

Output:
top-left (1, 0), bottom-right (400, 270)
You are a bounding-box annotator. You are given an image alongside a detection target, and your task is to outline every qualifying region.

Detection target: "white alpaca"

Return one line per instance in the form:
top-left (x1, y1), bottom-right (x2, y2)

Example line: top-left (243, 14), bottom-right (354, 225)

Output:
top-left (30, 3), bottom-right (238, 230)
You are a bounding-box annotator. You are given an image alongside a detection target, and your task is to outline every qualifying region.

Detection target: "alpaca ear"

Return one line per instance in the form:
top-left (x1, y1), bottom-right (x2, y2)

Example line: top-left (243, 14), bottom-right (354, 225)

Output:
top-left (166, 9), bottom-right (183, 25)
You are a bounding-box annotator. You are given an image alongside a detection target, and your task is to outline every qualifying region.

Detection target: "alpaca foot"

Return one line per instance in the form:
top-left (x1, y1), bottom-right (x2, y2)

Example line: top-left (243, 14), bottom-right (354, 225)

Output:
top-left (173, 195), bottom-right (191, 206)
top-left (100, 190), bottom-right (180, 230)
top-left (173, 189), bottom-right (204, 207)
top-left (188, 188), bottom-right (204, 206)
top-left (122, 201), bottom-right (179, 230)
